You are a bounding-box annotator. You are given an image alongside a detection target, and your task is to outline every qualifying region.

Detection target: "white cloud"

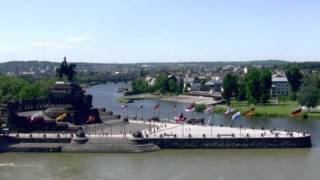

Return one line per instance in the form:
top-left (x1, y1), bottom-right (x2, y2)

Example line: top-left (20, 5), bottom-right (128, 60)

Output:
top-left (0, 35), bottom-right (94, 56)
top-left (31, 42), bottom-right (73, 49)
top-left (30, 36), bottom-right (94, 50)
top-left (67, 36), bottom-right (94, 43)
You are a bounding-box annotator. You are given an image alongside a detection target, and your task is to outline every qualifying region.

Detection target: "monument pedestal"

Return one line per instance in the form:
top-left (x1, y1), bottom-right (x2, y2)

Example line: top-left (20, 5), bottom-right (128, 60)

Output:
top-left (44, 81), bottom-right (98, 124)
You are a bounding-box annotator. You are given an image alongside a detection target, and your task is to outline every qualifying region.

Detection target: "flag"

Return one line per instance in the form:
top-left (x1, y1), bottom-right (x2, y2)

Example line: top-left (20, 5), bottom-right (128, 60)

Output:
top-left (153, 103), bottom-right (160, 110)
top-left (86, 115), bottom-right (96, 123)
top-left (30, 113), bottom-right (44, 124)
top-left (175, 112), bottom-right (185, 123)
top-left (31, 113), bottom-right (40, 121)
top-left (185, 102), bottom-right (196, 112)
top-left (224, 106), bottom-right (235, 115)
top-left (207, 115), bottom-right (213, 125)
top-left (121, 104), bottom-right (128, 110)
top-left (172, 104), bottom-right (177, 112)
top-left (56, 113), bottom-right (68, 122)
top-left (244, 107), bottom-right (255, 116)
top-left (205, 105), bottom-right (213, 113)
top-left (232, 111), bottom-right (241, 121)
top-left (291, 108), bottom-right (302, 116)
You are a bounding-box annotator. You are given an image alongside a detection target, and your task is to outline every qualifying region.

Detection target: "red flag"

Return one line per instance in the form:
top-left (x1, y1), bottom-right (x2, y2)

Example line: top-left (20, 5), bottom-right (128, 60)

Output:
top-left (291, 108), bottom-right (302, 116)
top-left (175, 112), bottom-right (185, 123)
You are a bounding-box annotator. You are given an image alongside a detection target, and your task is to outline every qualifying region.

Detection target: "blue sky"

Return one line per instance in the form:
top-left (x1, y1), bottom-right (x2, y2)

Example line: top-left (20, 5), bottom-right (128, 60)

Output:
top-left (0, 0), bottom-right (319, 63)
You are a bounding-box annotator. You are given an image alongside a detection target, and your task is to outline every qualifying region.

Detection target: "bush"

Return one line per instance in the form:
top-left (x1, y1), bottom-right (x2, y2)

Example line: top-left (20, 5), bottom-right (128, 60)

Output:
top-left (302, 112), bottom-right (309, 120)
top-left (195, 103), bottom-right (207, 113)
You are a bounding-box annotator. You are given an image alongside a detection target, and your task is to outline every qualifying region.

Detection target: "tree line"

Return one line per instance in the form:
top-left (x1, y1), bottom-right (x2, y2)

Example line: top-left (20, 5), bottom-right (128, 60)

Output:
top-left (222, 69), bottom-right (272, 105)
top-left (131, 74), bottom-right (183, 95)
top-left (223, 65), bottom-right (320, 109)
top-left (0, 75), bottom-right (55, 103)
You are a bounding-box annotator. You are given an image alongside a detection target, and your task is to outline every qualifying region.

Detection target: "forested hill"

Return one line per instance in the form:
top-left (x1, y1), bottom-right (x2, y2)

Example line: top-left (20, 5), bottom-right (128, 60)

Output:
top-left (0, 60), bottom-right (319, 75)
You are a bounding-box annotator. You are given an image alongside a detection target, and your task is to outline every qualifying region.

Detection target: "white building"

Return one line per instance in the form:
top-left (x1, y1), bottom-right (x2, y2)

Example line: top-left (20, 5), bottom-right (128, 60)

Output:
top-left (271, 76), bottom-right (290, 97)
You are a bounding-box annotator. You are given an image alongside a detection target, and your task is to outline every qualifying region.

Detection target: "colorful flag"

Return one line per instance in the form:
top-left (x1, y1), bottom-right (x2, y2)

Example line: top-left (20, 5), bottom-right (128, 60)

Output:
top-left (232, 111), bottom-right (241, 121)
top-left (86, 115), bottom-right (96, 123)
top-left (205, 105), bottom-right (213, 113)
top-left (121, 104), bottom-right (128, 109)
top-left (224, 106), bottom-right (235, 115)
top-left (30, 113), bottom-right (44, 124)
top-left (153, 103), bottom-right (160, 110)
top-left (291, 108), bottom-right (302, 116)
top-left (176, 112), bottom-right (185, 123)
top-left (244, 107), bottom-right (255, 116)
top-left (185, 102), bottom-right (196, 112)
top-left (56, 113), bottom-right (68, 122)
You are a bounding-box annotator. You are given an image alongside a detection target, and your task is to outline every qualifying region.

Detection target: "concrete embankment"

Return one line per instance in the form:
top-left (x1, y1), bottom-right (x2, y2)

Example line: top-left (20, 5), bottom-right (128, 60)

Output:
top-left (62, 137), bottom-right (159, 153)
top-left (0, 136), bottom-right (159, 153)
top-left (133, 136), bottom-right (312, 149)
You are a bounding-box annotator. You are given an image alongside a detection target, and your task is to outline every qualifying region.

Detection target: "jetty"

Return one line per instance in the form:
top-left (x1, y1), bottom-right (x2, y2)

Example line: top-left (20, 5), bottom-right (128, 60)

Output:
top-left (128, 120), bottom-right (311, 149)
top-left (0, 119), bottom-right (311, 153)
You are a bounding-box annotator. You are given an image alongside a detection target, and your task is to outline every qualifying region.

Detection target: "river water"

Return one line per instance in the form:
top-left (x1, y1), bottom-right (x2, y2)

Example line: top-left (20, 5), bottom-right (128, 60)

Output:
top-left (1, 83), bottom-right (320, 180)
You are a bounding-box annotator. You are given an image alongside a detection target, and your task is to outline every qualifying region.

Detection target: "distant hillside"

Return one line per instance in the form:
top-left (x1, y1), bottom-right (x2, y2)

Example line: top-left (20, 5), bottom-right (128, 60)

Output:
top-left (0, 60), bottom-right (318, 75)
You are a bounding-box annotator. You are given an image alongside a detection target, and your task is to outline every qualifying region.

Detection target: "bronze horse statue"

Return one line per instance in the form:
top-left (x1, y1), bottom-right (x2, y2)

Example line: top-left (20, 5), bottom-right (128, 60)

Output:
top-left (56, 57), bottom-right (76, 82)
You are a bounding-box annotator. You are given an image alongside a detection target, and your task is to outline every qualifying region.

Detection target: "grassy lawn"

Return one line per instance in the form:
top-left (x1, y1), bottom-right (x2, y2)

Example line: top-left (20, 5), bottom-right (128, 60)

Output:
top-left (231, 100), bottom-right (299, 117)
top-left (216, 100), bottom-right (320, 119)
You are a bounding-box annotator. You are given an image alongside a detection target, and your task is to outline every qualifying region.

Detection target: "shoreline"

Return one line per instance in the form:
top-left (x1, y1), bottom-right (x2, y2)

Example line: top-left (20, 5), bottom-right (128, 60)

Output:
top-left (118, 94), bottom-right (216, 105)
top-left (119, 94), bottom-right (320, 119)
top-left (0, 120), bottom-right (312, 153)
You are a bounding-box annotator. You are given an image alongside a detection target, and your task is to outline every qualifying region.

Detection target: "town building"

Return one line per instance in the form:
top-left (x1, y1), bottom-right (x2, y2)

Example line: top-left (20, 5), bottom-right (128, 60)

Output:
top-left (271, 76), bottom-right (290, 97)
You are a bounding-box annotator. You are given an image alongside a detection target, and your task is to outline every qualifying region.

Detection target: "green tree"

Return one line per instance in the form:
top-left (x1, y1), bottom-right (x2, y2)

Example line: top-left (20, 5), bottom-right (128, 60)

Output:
top-left (245, 69), bottom-right (272, 105)
top-left (0, 76), bottom-right (28, 102)
top-left (246, 69), bottom-right (262, 105)
top-left (154, 74), bottom-right (169, 94)
top-left (236, 78), bottom-right (247, 101)
top-left (259, 69), bottom-right (272, 104)
top-left (168, 78), bottom-right (178, 93)
top-left (285, 65), bottom-right (303, 100)
top-left (0, 75), bottom-right (55, 102)
top-left (18, 84), bottom-right (38, 99)
top-left (222, 74), bottom-right (238, 104)
top-left (298, 75), bottom-right (320, 111)
top-left (131, 79), bottom-right (149, 94)
top-left (195, 103), bottom-right (206, 113)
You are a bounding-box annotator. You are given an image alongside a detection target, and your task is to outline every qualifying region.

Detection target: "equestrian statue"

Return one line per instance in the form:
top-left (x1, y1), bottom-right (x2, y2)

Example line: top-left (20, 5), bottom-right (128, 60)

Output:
top-left (56, 56), bottom-right (76, 82)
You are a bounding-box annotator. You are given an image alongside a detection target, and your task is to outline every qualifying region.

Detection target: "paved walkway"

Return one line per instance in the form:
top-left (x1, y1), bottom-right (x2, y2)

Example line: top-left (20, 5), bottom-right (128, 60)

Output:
top-left (129, 120), bottom-right (308, 139)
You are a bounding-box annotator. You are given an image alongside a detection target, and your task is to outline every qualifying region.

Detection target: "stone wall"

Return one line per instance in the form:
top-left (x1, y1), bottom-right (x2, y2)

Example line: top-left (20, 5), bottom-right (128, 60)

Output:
top-left (134, 136), bottom-right (312, 149)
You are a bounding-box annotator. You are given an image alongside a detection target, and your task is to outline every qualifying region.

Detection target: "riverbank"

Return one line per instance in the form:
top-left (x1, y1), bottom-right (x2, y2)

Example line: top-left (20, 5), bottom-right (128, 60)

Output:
top-left (215, 101), bottom-right (320, 119)
top-left (118, 94), bottom-right (216, 105)
top-left (117, 94), bottom-right (162, 103)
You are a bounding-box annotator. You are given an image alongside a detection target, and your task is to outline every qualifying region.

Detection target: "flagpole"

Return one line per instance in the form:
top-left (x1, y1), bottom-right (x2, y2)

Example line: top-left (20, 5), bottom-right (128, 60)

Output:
top-left (182, 121), bottom-right (184, 138)
top-left (141, 104), bottom-right (144, 120)
top-left (126, 105), bottom-right (129, 119)
top-left (211, 107), bottom-right (213, 137)
top-left (239, 116), bottom-right (242, 137)
top-left (122, 106), bottom-right (124, 119)
top-left (142, 99), bottom-right (144, 120)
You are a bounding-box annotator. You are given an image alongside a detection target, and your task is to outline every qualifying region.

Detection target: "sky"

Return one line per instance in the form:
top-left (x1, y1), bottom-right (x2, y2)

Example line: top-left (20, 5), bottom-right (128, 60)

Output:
top-left (0, 0), bottom-right (320, 63)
